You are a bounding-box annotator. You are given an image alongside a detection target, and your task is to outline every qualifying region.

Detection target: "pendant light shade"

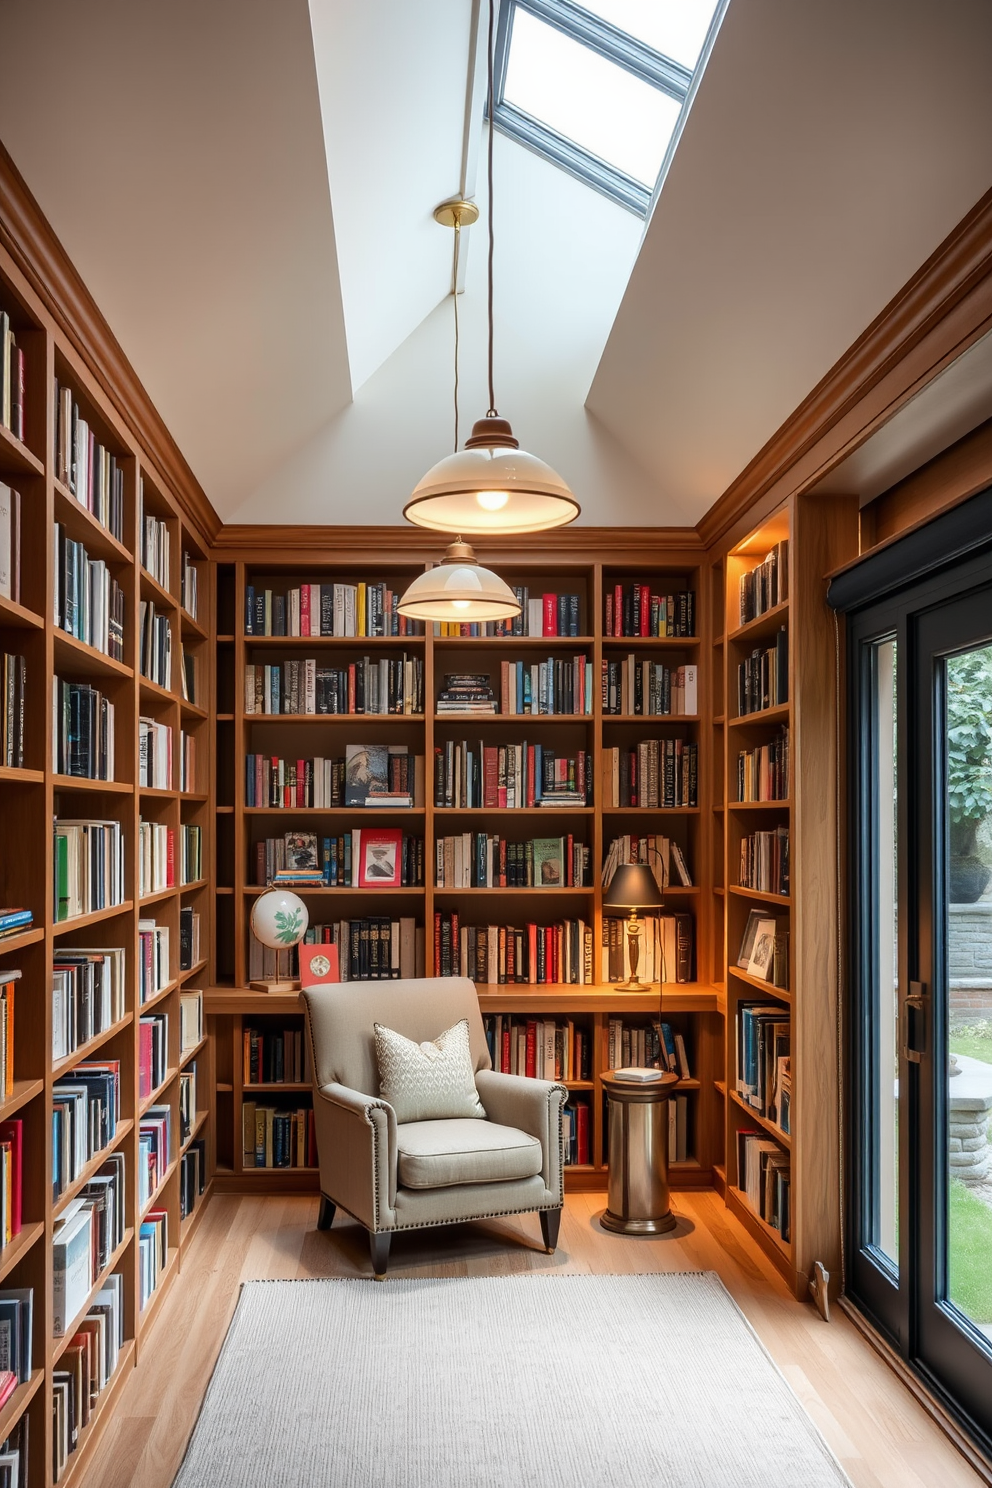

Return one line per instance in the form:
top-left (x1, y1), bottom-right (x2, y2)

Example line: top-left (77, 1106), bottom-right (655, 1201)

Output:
top-left (397, 540), bottom-right (522, 622)
top-left (405, 416), bottom-right (580, 536)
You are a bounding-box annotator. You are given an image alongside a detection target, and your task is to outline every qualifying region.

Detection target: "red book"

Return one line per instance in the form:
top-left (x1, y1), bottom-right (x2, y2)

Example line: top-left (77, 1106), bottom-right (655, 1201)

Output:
top-left (528, 923), bottom-right (538, 984)
top-left (525, 1020), bottom-right (537, 1078)
top-left (357, 828), bottom-right (402, 888)
top-left (542, 594), bottom-right (556, 637)
top-left (500, 660), bottom-right (510, 716)
top-left (526, 744), bottom-right (536, 808)
top-left (506, 932), bottom-right (516, 983)
top-left (296, 759), bottom-right (305, 808)
top-left (483, 747), bottom-right (498, 808)
top-left (614, 584), bottom-right (623, 636)
top-left (501, 1025), bottom-right (511, 1073)
top-left (299, 943), bottom-right (339, 988)
top-left (139, 1022), bottom-right (153, 1100)
top-left (498, 838), bottom-right (507, 888)
top-left (0, 1371), bottom-right (16, 1410)
top-left (300, 584), bottom-right (310, 637)
top-left (0, 1121), bottom-right (22, 1236)
top-left (348, 664), bottom-right (356, 714)
top-left (434, 913), bottom-right (442, 976)
top-left (576, 1102), bottom-right (590, 1165)
top-left (640, 584), bottom-right (651, 636)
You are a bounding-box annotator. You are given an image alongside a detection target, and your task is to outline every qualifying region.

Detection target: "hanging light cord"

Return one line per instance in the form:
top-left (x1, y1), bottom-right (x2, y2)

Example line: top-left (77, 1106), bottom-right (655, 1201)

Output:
top-left (486, 0), bottom-right (498, 419)
top-left (452, 216), bottom-right (461, 453)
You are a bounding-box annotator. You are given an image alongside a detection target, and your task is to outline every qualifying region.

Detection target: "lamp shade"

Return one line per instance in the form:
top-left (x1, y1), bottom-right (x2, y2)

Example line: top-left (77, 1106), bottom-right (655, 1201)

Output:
top-left (249, 890), bottom-right (309, 950)
top-left (404, 417), bottom-right (580, 536)
top-left (397, 540), bottom-right (522, 622)
top-left (602, 863), bottom-right (665, 910)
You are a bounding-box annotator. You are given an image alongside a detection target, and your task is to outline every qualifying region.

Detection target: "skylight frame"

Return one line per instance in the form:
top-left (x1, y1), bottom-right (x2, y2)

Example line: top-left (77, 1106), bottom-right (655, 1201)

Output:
top-left (492, 0), bottom-right (694, 216)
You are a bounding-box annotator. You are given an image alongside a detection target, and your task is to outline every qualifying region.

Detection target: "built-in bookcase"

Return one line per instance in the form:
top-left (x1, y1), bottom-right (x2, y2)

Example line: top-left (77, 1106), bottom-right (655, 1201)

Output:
top-left (716, 493), bottom-right (857, 1298)
top-left (0, 236), bottom-right (215, 1487)
top-left (208, 548), bottom-right (724, 1193)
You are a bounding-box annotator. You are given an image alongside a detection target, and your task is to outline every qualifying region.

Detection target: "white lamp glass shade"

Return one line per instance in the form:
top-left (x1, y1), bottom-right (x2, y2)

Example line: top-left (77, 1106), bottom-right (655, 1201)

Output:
top-left (404, 444), bottom-right (579, 535)
top-left (397, 559), bottom-right (522, 622)
top-left (250, 890), bottom-right (309, 950)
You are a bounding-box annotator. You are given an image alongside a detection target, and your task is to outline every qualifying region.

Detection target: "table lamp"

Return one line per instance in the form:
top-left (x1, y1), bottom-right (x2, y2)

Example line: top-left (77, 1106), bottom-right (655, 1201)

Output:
top-left (249, 889), bottom-right (309, 992)
top-left (602, 862), bottom-right (664, 990)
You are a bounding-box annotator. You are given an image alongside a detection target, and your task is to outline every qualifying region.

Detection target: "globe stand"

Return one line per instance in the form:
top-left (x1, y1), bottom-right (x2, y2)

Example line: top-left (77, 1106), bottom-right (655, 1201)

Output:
top-left (249, 977), bottom-right (302, 994)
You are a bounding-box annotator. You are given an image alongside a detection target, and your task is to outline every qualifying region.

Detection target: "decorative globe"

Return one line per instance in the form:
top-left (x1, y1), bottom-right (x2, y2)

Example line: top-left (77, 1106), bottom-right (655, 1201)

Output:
top-left (249, 890), bottom-right (309, 951)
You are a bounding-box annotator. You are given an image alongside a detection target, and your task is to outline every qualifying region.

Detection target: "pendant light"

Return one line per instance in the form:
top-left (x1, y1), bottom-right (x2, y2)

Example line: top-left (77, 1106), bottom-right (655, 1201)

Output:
top-left (402, 0), bottom-right (580, 539)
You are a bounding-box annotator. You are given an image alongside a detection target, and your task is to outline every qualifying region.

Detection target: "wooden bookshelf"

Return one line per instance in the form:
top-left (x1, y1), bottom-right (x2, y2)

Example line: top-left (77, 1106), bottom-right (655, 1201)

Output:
top-left (208, 549), bottom-right (726, 1191)
top-left (0, 232), bottom-right (216, 1485)
top-left (716, 493), bottom-right (857, 1298)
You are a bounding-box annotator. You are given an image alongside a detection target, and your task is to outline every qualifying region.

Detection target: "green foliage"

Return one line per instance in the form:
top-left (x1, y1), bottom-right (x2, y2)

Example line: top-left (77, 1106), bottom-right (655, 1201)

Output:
top-left (947, 649), bottom-right (992, 852)
top-left (948, 1178), bottom-right (992, 1324)
top-left (273, 907), bottom-right (304, 945)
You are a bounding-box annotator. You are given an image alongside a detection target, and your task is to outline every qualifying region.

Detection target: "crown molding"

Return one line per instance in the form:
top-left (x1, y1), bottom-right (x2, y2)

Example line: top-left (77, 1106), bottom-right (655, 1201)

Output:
top-left (698, 187), bottom-right (992, 552)
top-left (210, 524), bottom-right (706, 563)
top-left (0, 141), bottom-right (221, 546)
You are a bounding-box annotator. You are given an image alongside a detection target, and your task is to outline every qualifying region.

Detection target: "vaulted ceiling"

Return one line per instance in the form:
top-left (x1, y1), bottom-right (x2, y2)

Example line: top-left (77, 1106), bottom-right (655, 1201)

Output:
top-left (0, 0), bottom-right (990, 527)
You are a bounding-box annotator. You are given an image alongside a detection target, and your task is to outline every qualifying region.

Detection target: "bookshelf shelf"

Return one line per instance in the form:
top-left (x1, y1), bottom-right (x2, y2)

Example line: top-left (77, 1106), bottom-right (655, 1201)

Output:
top-left (58, 1341), bottom-right (137, 1488)
top-left (0, 420), bottom-right (43, 476)
top-left (180, 1037), bottom-right (209, 1071)
top-left (53, 1230), bottom-right (135, 1363)
top-left (0, 593), bottom-right (44, 630)
top-left (242, 884), bottom-right (423, 898)
top-left (139, 887), bottom-right (175, 908)
top-left (53, 902), bottom-right (135, 936)
top-left (727, 966), bottom-right (793, 1001)
top-left (0, 1222), bottom-right (45, 1287)
top-left (244, 712), bottom-right (427, 725)
top-left (52, 1014), bottom-right (134, 1077)
top-left (729, 798), bottom-right (791, 811)
top-left (601, 806), bottom-right (700, 816)
top-left (139, 1070), bottom-right (179, 1118)
top-left (601, 636), bottom-right (701, 649)
top-left (0, 927), bottom-right (44, 955)
top-left (52, 775), bottom-right (132, 795)
top-left (602, 713), bottom-right (700, 723)
top-left (0, 1369), bottom-right (43, 1447)
top-left (728, 598), bottom-right (790, 644)
top-left (53, 1122), bottom-right (135, 1219)
top-left (729, 1089), bottom-right (791, 1149)
top-left (136, 1246), bottom-right (180, 1333)
top-left (139, 675), bottom-right (176, 705)
top-left (434, 635), bottom-right (595, 649)
top-left (245, 634), bottom-right (427, 649)
top-left (139, 568), bottom-right (178, 611)
top-left (728, 702), bottom-right (791, 729)
top-left (139, 978), bottom-right (181, 1014)
top-left (53, 479), bottom-right (133, 563)
top-left (0, 766), bottom-right (43, 784)
top-left (727, 886), bottom-right (791, 906)
top-left (181, 1111), bottom-right (210, 1154)
top-left (181, 878), bottom-right (209, 893)
top-left (139, 1158), bottom-right (179, 1222)
top-left (180, 700), bottom-right (209, 720)
top-left (181, 608), bottom-right (208, 641)
top-left (433, 713), bottom-right (591, 724)
top-left (0, 1078), bottom-right (45, 1120)
top-left (53, 631), bottom-right (133, 681)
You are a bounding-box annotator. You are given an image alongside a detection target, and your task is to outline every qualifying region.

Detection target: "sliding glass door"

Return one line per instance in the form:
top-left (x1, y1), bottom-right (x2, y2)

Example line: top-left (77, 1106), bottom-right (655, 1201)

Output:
top-left (846, 539), bottom-right (992, 1449)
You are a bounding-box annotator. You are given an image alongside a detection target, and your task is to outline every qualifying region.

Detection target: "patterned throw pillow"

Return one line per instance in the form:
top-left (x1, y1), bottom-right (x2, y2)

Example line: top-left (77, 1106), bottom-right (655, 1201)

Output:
top-left (373, 1018), bottom-right (487, 1123)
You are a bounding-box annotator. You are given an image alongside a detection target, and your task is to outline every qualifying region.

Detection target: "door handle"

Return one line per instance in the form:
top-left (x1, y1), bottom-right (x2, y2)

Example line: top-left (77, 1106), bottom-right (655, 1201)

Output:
top-left (902, 981), bottom-right (927, 1064)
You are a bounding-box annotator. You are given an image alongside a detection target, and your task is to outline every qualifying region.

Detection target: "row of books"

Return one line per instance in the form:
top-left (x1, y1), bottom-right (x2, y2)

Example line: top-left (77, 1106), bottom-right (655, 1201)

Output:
top-left (736, 1003), bottom-right (791, 1133)
top-left (179, 1066), bottom-right (197, 1144)
top-left (139, 1208), bottom-right (168, 1311)
top-left (0, 483), bottom-right (22, 604)
top-left (54, 678), bottom-right (115, 780)
top-left (53, 1153), bottom-right (125, 1332)
top-left (602, 658), bottom-right (697, 717)
top-left (1, 652), bottom-right (24, 769)
top-left (498, 657), bottom-right (592, 716)
top-left (242, 1026), bottom-right (312, 1086)
top-left (607, 1019), bottom-right (692, 1077)
top-left (249, 918), bottom-right (424, 983)
top-left (139, 493), bottom-right (170, 589)
top-left (600, 913), bottom-right (695, 984)
top-left (736, 727), bottom-right (790, 802)
top-left (180, 908), bottom-right (202, 971)
top-left (0, 1286), bottom-right (32, 1404)
top-left (53, 1266), bottom-right (125, 1479)
top-left (737, 631), bottom-right (788, 716)
top-left (55, 380), bottom-right (125, 542)
top-left (139, 920), bottom-right (169, 1003)
top-left (604, 585), bottom-right (695, 638)
top-left (601, 834), bottom-right (692, 890)
top-left (434, 834), bottom-right (590, 889)
top-left (738, 542), bottom-right (788, 626)
top-left (54, 526), bottom-right (126, 662)
top-left (737, 1129), bottom-right (791, 1241)
top-left (245, 581), bottom-right (423, 638)
top-left (254, 828), bottom-right (425, 888)
top-left (52, 949), bottom-right (125, 1062)
top-left (138, 1106), bottom-right (170, 1210)
top-left (52, 1061), bottom-right (120, 1200)
top-left (601, 740), bottom-right (698, 809)
top-left (736, 910), bottom-right (789, 988)
top-left (436, 588), bottom-right (584, 638)
top-left (0, 974), bottom-right (15, 1100)
top-left (139, 819), bottom-right (172, 896)
top-left (434, 739), bottom-right (589, 810)
top-left (180, 1140), bottom-right (206, 1219)
top-left (563, 1100), bottom-right (590, 1166)
top-left (241, 1102), bottom-right (317, 1168)
top-left (54, 818), bottom-right (125, 922)
top-left (244, 655), bottom-right (424, 716)
top-left (182, 551), bottom-right (198, 618)
top-left (245, 746), bottom-right (421, 811)
top-left (434, 914), bottom-right (592, 985)
top-left (139, 1014), bottom-right (168, 1101)
top-left (139, 601), bottom-right (172, 690)
top-left (483, 1015), bottom-right (592, 1081)
top-left (0, 309), bottom-right (25, 442)
top-left (139, 716), bottom-right (171, 789)
top-left (739, 827), bottom-right (790, 896)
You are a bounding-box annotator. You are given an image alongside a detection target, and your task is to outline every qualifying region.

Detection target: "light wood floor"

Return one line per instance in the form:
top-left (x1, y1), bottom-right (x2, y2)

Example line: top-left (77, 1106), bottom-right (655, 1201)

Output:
top-left (79, 1188), bottom-right (988, 1488)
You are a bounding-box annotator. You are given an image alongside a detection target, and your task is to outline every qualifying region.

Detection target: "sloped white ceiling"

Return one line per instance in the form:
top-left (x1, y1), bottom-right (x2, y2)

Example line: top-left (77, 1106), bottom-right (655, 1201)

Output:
top-left (587, 0), bottom-right (992, 520)
top-left (0, 0), bottom-right (354, 514)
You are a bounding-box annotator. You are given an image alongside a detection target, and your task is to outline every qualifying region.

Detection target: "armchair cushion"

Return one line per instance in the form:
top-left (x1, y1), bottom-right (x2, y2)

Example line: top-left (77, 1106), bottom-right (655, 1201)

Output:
top-left (396, 1118), bottom-right (543, 1189)
top-left (374, 1017), bottom-right (486, 1123)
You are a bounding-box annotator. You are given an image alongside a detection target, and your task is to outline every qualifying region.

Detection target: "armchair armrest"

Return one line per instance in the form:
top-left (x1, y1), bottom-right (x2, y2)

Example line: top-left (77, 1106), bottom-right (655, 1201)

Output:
top-left (312, 1081), bottom-right (398, 1230)
top-left (474, 1070), bottom-right (567, 1203)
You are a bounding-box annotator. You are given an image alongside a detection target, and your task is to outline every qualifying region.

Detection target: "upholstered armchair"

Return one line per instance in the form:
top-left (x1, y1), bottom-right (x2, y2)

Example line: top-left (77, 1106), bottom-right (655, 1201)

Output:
top-left (301, 977), bottom-right (567, 1278)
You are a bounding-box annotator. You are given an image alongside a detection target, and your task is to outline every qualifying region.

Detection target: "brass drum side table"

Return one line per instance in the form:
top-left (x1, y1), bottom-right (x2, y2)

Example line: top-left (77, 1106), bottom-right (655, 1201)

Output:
top-left (600, 1070), bottom-right (680, 1235)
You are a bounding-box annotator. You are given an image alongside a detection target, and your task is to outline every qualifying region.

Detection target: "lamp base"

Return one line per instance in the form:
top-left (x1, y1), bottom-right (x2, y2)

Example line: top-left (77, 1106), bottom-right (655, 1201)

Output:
top-left (249, 978), bottom-right (302, 994)
top-left (612, 978), bottom-right (655, 992)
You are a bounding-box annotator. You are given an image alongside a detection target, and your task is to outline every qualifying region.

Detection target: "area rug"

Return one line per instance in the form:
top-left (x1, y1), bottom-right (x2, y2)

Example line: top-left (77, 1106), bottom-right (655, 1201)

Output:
top-left (172, 1273), bottom-right (852, 1487)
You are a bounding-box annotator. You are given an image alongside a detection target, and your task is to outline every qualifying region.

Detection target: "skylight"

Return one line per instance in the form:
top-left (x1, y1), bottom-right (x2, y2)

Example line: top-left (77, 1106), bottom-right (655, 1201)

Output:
top-left (493, 0), bottom-right (724, 215)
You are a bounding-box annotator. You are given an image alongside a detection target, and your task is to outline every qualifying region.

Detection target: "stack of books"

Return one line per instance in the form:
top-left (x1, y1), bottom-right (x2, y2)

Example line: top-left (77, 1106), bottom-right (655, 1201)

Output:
top-left (436, 673), bottom-right (498, 714)
top-left (434, 833), bottom-right (589, 888)
top-left (54, 527), bottom-right (126, 660)
top-left (54, 680), bottom-right (116, 779)
top-left (52, 950), bottom-right (125, 1061)
top-left (54, 381), bottom-right (125, 540)
top-left (0, 910), bottom-right (31, 943)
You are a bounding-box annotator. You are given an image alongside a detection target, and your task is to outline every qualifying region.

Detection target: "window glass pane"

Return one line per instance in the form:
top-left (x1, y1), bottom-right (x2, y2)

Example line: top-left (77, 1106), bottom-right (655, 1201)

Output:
top-left (945, 642), bottom-right (992, 1341)
top-left (585, 0), bottom-right (719, 69)
top-left (872, 637), bottom-right (899, 1267)
top-left (504, 10), bottom-right (682, 186)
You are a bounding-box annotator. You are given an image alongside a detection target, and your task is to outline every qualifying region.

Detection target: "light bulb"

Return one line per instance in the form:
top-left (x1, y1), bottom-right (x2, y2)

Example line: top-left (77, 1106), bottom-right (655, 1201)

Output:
top-left (451, 600), bottom-right (471, 611)
top-left (475, 490), bottom-right (510, 512)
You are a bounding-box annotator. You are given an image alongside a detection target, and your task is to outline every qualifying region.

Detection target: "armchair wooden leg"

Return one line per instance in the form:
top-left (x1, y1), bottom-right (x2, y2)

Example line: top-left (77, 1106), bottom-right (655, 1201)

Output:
top-left (369, 1230), bottom-right (392, 1281)
top-left (540, 1208), bottom-right (562, 1254)
top-left (317, 1195), bottom-right (336, 1231)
